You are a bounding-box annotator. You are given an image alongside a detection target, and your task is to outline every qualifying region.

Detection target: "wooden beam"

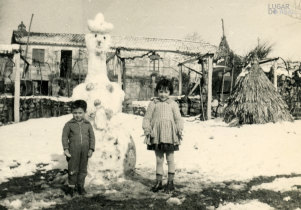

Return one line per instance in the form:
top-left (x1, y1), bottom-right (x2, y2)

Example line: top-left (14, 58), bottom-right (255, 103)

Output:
top-left (230, 59), bottom-right (234, 94)
top-left (220, 68), bottom-right (225, 102)
top-left (179, 65), bottom-right (183, 96)
top-left (182, 64), bottom-right (202, 75)
top-left (113, 47), bottom-right (201, 57)
top-left (14, 52), bottom-right (21, 123)
top-left (117, 58), bottom-right (122, 86)
top-left (122, 58), bottom-right (126, 91)
top-left (273, 62), bottom-right (278, 90)
top-left (178, 53), bottom-right (214, 66)
top-left (259, 57), bottom-right (279, 65)
top-left (106, 53), bottom-right (116, 64)
top-left (200, 61), bottom-right (205, 121)
top-left (207, 55), bottom-right (213, 120)
top-left (220, 56), bottom-right (228, 101)
top-left (188, 78), bottom-right (200, 96)
top-left (178, 57), bottom-right (199, 66)
top-left (23, 14), bottom-right (34, 79)
top-left (185, 71), bottom-right (191, 97)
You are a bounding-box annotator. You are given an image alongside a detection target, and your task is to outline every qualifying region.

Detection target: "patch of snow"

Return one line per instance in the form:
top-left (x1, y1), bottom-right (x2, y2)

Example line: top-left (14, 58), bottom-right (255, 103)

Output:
top-left (228, 183), bottom-right (246, 191)
top-left (217, 200), bottom-right (274, 210)
top-left (5, 199), bottom-right (22, 209)
top-left (30, 199), bottom-right (56, 210)
top-left (251, 177), bottom-right (301, 192)
top-left (1, 190), bottom-right (59, 209)
top-left (166, 197), bottom-right (183, 205)
top-left (283, 196), bottom-right (291, 201)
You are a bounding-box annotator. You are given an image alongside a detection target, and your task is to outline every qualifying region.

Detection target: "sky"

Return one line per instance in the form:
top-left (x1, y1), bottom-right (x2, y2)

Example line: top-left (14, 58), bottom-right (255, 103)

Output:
top-left (0, 0), bottom-right (301, 60)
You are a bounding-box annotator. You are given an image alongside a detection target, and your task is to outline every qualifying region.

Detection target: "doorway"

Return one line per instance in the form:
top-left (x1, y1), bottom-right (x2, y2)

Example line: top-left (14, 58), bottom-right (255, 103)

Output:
top-left (60, 50), bottom-right (72, 78)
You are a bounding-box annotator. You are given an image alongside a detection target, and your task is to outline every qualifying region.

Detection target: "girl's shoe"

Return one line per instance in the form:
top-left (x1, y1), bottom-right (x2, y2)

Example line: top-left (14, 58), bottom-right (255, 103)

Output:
top-left (151, 181), bottom-right (163, 192)
top-left (164, 181), bottom-right (175, 193)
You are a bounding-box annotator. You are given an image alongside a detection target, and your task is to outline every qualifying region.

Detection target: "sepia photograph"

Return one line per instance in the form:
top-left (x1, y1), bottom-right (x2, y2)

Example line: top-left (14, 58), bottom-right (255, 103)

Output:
top-left (0, 0), bottom-right (301, 209)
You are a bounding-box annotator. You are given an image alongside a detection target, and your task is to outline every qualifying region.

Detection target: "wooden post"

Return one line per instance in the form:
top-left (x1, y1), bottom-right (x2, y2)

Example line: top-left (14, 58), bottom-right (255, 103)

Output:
top-left (199, 73), bottom-right (205, 121)
top-left (121, 58), bottom-right (126, 91)
top-left (207, 55), bottom-right (213, 120)
top-left (14, 52), bottom-right (21, 123)
top-left (200, 59), bottom-right (207, 120)
top-left (179, 65), bottom-right (182, 96)
top-left (230, 59), bottom-right (234, 94)
top-left (23, 14), bottom-right (34, 79)
top-left (185, 70), bottom-right (191, 96)
top-left (273, 62), bottom-right (278, 90)
top-left (117, 58), bottom-right (122, 87)
top-left (221, 68), bottom-right (225, 102)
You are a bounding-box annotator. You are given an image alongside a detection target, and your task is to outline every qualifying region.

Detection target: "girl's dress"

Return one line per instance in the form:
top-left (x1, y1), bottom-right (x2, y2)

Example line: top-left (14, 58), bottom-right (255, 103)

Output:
top-left (142, 98), bottom-right (183, 151)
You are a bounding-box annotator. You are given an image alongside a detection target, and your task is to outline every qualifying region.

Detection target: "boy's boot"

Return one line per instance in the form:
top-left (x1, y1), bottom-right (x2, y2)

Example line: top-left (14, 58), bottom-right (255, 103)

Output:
top-left (151, 174), bottom-right (163, 192)
top-left (67, 185), bottom-right (75, 197)
top-left (78, 185), bottom-right (87, 195)
top-left (164, 173), bottom-right (175, 193)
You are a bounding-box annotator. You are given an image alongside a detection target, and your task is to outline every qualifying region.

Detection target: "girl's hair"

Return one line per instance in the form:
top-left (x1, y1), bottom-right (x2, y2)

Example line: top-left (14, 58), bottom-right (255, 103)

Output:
top-left (155, 78), bottom-right (174, 95)
top-left (72, 100), bottom-right (87, 112)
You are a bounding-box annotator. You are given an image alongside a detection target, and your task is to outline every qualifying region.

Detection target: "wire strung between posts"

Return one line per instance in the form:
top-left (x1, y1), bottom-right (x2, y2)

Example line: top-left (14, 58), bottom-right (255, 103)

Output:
top-left (115, 50), bottom-right (154, 61)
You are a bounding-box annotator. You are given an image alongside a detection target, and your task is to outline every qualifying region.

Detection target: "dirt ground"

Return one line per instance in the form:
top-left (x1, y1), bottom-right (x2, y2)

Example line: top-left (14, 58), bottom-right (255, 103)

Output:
top-left (1, 167), bottom-right (301, 210)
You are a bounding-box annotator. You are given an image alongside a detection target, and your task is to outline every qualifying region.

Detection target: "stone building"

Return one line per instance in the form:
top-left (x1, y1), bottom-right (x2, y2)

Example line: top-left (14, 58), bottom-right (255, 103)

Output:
top-left (11, 22), bottom-right (217, 100)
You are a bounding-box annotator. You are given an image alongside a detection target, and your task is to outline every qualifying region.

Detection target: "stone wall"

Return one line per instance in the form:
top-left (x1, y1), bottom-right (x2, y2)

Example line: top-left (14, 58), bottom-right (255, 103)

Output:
top-left (0, 97), bottom-right (72, 125)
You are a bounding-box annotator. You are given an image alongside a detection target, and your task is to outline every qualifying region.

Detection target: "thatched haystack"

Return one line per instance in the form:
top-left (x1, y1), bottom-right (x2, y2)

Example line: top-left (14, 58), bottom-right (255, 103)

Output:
top-left (224, 60), bottom-right (294, 125)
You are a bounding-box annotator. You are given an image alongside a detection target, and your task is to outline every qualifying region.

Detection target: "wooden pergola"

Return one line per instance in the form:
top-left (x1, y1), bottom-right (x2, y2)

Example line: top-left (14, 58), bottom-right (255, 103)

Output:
top-left (178, 53), bottom-right (214, 120)
top-left (107, 49), bottom-right (215, 120)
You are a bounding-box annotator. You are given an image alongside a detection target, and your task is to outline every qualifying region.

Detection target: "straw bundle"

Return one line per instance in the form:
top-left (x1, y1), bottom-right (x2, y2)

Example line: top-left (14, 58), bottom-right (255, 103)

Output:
top-left (224, 60), bottom-right (294, 125)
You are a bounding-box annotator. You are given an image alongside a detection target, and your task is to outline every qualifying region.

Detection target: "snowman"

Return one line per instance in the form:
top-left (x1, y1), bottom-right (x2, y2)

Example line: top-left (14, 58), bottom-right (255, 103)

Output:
top-left (72, 13), bottom-right (136, 185)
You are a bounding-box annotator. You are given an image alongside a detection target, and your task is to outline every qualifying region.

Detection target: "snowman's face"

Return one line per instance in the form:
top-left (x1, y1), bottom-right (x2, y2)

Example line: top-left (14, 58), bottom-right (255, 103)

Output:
top-left (85, 33), bottom-right (111, 56)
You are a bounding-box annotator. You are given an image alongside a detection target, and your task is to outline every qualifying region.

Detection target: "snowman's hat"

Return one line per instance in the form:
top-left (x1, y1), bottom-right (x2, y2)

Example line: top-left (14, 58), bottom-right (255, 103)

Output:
top-left (88, 13), bottom-right (113, 34)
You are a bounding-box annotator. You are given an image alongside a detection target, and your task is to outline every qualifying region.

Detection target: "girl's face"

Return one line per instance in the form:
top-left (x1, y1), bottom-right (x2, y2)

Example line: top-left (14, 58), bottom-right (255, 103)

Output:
top-left (158, 88), bottom-right (170, 100)
top-left (72, 108), bottom-right (85, 122)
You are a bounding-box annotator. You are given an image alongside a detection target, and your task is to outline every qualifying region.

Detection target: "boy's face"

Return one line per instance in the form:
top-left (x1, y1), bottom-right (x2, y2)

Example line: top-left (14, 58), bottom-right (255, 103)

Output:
top-left (158, 88), bottom-right (170, 100)
top-left (72, 108), bottom-right (85, 122)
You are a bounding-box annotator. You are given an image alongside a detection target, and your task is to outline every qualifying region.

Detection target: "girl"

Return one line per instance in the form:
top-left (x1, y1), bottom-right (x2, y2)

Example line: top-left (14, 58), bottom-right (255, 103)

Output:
top-left (142, 78), bottom-right (184, 193)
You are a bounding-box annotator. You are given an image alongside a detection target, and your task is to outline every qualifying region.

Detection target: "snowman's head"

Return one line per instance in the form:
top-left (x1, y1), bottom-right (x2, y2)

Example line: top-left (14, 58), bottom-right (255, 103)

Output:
top-left (85, 33), bottom-right (111, 56)
top-left (85, 13), bottom-right (113, 57)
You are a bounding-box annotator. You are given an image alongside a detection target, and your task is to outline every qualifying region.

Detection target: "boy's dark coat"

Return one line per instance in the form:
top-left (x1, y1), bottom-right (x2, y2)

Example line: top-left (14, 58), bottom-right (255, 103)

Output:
top-left (62, 118), bottom-right (95, 186)
top-left (62, 118), bottom-right (95, 152)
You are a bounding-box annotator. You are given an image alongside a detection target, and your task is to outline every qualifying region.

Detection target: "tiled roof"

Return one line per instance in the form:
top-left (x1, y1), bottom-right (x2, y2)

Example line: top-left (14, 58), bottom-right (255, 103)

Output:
top-left (12, 31), bottom-right (217, 56)
top-left (12, 31), bottom-right (85, 47)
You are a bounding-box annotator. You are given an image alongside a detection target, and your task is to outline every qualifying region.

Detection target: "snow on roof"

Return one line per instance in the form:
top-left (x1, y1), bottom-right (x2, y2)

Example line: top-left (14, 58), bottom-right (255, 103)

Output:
top-left (0, 44), bottom-right (20, 54)
top-left (12, 31), bottom-right (217, 56)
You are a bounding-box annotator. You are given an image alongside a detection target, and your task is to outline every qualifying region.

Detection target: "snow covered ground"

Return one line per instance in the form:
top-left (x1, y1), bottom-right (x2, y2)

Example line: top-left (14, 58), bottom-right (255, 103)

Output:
top-left (0, 113), bottom-right (301, 209)
top-left (0, 113), bottom-right (301, 184)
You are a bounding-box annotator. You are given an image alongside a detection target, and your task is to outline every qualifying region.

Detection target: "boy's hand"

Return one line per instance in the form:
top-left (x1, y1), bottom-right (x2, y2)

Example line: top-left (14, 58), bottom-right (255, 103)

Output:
top-left (64, 149), bottom-right (71, 158)
top-left (88, 149), bottom-right (93, 158)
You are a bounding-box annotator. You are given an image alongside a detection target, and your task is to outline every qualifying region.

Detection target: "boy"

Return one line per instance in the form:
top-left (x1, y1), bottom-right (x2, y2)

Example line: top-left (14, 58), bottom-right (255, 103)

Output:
top-left (62, 100), bottom-right (95, 196)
